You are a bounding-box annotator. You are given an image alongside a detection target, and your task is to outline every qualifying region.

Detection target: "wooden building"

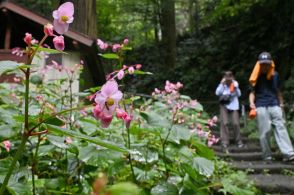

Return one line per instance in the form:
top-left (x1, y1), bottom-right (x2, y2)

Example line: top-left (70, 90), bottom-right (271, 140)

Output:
top-left (0, 0), bottom-right (105, 89)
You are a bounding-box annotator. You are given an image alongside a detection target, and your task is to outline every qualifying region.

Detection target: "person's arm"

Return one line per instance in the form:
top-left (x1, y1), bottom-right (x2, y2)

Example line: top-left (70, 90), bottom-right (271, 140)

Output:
top-left (215, 78), bottom-right (226, 96)
top-left (231, 80), bottom-right (241, 97)
top-left (249, 92), bottom-right (256, 109)
top-left (277, 89), bottom-right (284, 107)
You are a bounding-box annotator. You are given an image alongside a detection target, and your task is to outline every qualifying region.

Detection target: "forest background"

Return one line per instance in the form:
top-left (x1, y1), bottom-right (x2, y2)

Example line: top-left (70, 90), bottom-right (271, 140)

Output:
top-left (14, 0), bottom-right (294, 118)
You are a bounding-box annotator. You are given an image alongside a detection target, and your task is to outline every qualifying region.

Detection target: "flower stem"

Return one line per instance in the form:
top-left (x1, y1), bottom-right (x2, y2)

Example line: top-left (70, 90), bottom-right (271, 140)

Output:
top-left (0, 34), bottom-right (46, 194)
top-left (126, 127), bottom-right (136, 183)
top-left (162, 109), bottom-right (178, 180)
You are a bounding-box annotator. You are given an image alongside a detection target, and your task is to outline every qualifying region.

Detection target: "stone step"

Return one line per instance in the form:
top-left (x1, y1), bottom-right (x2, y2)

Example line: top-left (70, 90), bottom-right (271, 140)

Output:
top-left (229, 160), bottom-right (294, 174)
top-left (215, 151), bottom-right (283, 161)
top-left (211, 143), bottom-right (261, 153)
top-left (248, 174), bottom-right (294, 194)
top-left (210, 131), bottom-right (259, 144)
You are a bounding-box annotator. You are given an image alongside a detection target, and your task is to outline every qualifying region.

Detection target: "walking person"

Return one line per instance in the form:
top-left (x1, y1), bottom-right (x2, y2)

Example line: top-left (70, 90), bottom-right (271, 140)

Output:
top-left (216, 71), bottom-right (243, 152)
top-left (249, 51), bottom-right (294, 162)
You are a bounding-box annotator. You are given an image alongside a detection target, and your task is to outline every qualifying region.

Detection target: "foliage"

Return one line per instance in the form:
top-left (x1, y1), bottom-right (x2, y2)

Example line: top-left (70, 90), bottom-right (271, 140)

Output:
top-left (0, 1), bottom-right (263, 194)
top-left (0, 58), bottom-right (257, 194)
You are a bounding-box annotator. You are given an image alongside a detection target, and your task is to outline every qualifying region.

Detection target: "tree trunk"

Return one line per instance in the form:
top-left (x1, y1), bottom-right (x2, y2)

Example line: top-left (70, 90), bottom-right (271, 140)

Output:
top-left (159, 0), bottom-right (176, 70)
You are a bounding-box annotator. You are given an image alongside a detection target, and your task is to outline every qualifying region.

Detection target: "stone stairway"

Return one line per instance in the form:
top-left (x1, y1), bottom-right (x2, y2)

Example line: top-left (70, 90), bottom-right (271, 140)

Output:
top-left (211, 138), bottom-right (294, 194)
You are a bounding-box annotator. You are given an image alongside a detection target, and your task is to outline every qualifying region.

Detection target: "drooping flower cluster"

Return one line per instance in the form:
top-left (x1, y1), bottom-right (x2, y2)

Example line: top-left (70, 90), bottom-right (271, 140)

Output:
top-left (22, 2), bottom-right (74, 51)
top-left (92, 80), bottom-right (133, 128)
top-left (106, 64), bottom-right (142, 81)
top-left (97, 38), bottom-right (129, 52)
top-left (93, 80), bottom-right (122, 128)
top-left (152, 81), bottom-right (219, 146)
top-left (92, 38), bottom-right (143, 128)
top-left (190, 124), bottom-right (219, 147)
top-left (152, 80), bottom-right (190, 114)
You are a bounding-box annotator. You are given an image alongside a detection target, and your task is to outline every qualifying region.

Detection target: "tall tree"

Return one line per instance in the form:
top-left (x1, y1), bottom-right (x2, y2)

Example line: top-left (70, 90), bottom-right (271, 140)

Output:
top-left (159, 0), bottom-right (176, 70)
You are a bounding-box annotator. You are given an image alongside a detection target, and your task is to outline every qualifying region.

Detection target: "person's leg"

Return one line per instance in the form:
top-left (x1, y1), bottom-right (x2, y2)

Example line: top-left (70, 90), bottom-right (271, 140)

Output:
top-left (270, 106), bottom-right (294, 157)
top-left (220, 105), bottom-right (230, 146)
top-left (256, 107), bottom-right (272, 159)
top-left (231, 110), bottom-right (243, 145)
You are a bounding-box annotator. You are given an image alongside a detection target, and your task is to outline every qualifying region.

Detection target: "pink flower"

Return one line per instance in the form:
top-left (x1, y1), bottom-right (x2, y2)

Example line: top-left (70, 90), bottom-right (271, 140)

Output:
top-left (123, 38), bottom-right (129, 45)
top-left (97, 39), bottom-right (109, 50)
top-left (112, 44), bottom-right (121, 52)
top-left (123, 114), bottom-right (132, 129)
top-left (80, 109), bottom-right (88, 116)
top-left (24, 33), bottom-right (32, 45)
top-left (116, 108), bottom-right (127, 119)
top-left (44, 23), bottom-right (54, 36)
top-left (52, 2), bottom-right (74, 34)
top-left (117, 70), bottom-right (125, 80)
top-left (94, 80), bottom-right (123, 128)
top-left (100, 114), bottom-right (113, 128)
top-left (176, 82), bottom-right (183, 89)
top-left (11, 47), bottom-right (24, 57)
top-left (154, 88), bottom-right (161, 94)
top-left (93, 104), bottom-right (102, 119)
top-left (207, 135), bottom-right (219, 147)
top-left (65, 137), bottom-right (72, 144)
top-left (3, 140), bottom-right (11, 152)
top-left (128, 67), bottom-right (135, 74)
top-left (135, 64), bottom-right (142, 69)
top-left (53, 36), bottom-right (65, 50)
top-left (212, 116), bottom-right (218, 123)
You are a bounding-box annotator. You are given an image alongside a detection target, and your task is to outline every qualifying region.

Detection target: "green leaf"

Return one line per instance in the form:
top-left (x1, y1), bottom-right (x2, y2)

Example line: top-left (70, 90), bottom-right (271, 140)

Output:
top-left (151, 182), bottom-right (178, 195)
top-left (46, 124), bottom-right (127, 153)
top-left (108, 182), bottom-right (140, 195)
top-left (192, 157), bottom-right (214, 177)
top-left (140, 111), bottom-right (171, 129)
top-left (121, 46), bottom-right (132, 50)
top-left (100, 53), bottom-right (119, 59)
top-left (0, 157), bottom-right (20, 183)
top-left (0, 61), bottom-right (21, 75)
top-left (133, 70), bottom-right (153, 75)
top-left (0, 125), bottom-right (18, 139)
top-left (7, 182), bottom-right (31, 195)
top-left (192, 141), bottom-right (214, 160)
top-left (78, 145), bottom-right (122, 166)
top-left (31, 46), bottom-right (67, 54)
top-left (47, 135), bottom-right (68, 149)
top-left (43, 115), bottom-right (65, 126)
top-left (168, 125), bottom-right (192, 144)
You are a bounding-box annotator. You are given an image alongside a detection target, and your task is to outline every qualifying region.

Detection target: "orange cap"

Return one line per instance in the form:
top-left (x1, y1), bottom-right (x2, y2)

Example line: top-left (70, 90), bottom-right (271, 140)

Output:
top-left (249, 109), bottom-right (256, 119)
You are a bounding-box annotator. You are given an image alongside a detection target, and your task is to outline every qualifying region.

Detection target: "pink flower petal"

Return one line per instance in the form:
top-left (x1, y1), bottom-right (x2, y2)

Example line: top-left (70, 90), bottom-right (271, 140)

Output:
top-left (111, 91), bottom-right (123, 103)
top-left (58, 2), bottom-right (74, 17)
top-left (101, 80), bottom-right (119, 97)
top-left (100, 114), bottom-right (113, 128)
top-left (53, 19), bottom-right (69, 35)
top-left (52, 10), bottom-right (59, 19)
top-left (94, 92), bottom-right (107, 106)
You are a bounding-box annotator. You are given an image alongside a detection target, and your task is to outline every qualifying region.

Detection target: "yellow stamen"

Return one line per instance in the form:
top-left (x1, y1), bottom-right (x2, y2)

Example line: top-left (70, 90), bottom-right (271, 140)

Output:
top-left (106, 98), bottom-right (115, 107)
top-left (61, 15), bottom-right (68, 22)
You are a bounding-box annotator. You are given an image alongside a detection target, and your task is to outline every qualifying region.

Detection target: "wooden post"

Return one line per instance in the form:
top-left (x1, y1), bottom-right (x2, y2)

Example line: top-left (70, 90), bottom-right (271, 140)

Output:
top-left (3, 8), bottom-right (11, 49)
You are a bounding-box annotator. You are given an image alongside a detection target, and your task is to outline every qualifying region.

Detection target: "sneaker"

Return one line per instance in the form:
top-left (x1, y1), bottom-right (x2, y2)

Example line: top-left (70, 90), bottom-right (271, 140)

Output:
top-left (237, 142), bottom-right (244, 148)
top-left (263, 157), bottom-right (273, 164)
top-left (222, 144), bottom-right (229, 154)
top-left (283, 154), bottom-right (294, 162)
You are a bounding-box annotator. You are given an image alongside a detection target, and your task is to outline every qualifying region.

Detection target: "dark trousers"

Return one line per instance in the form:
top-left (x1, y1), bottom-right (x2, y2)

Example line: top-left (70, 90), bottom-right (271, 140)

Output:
top-left (220, 105), bottom-right (242, 145)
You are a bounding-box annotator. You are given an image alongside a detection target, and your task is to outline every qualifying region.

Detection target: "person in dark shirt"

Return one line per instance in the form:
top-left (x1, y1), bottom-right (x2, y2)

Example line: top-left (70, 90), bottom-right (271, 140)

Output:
top-left (249, 52), bottom-right (294, 162)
